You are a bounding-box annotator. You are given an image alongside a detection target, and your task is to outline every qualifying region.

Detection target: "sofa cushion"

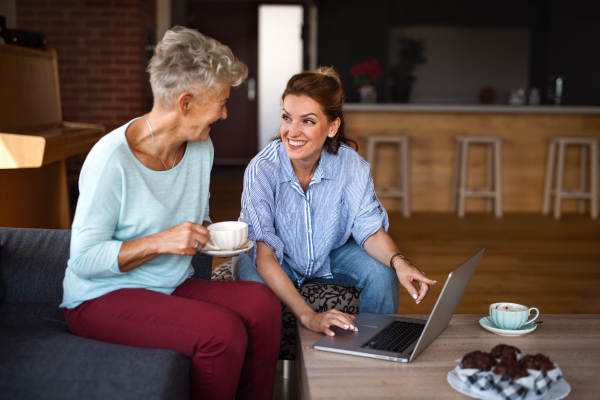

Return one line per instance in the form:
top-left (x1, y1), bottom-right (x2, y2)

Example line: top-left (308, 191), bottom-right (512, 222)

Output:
top-left (0, 302), bottom-right (190, 400)
top-left (0, 247), bottom-right (4, 304)
top-left (0, 228), bottom-right (71, 303)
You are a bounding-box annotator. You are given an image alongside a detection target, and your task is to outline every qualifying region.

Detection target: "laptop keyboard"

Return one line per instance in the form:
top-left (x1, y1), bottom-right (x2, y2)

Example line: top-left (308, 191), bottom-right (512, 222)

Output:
top-left (360, 321), bottom-right (425, 354)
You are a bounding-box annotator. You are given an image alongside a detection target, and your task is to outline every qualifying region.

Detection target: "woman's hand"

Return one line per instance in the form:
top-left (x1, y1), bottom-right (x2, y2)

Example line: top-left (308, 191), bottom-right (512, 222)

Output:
top-left (256, 242), bottom-right (357, 337)
top-left (299, 310), bottom-right (357, 337)
top-left (118, 221), bottom-right (210, 272)
top-left (393, 259), bottom-right (437, 304)
top-left (157, 221), bottom-right (211, 255)
top-left (363, 228), bottom-right (437, 304)
top-left (254, 242), bottom-right (356, 337)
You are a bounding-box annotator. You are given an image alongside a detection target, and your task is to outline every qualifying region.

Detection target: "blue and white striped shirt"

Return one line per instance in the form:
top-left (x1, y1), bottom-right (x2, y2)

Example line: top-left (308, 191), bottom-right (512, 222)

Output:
top-left (240, 140), bottom-right (389, 286)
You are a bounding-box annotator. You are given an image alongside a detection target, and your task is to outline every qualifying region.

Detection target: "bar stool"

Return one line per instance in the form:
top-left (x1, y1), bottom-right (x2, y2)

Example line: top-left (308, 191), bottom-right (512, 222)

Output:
top-left (364, 135), bottom-right (411, 218)
top-left (450, 136), bottom-right (503, 218)
top-left (542, 137), bottom-right (598, 219)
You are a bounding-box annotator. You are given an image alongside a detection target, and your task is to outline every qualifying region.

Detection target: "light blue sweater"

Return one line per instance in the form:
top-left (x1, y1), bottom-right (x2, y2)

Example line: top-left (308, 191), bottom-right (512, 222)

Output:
top-left (61, 118), bottom-right (213, 309)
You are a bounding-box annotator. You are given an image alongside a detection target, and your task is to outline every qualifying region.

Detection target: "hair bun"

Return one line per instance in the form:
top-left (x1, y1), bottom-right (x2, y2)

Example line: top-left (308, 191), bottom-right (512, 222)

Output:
top-left (316, 66), bottom-right (341, 84)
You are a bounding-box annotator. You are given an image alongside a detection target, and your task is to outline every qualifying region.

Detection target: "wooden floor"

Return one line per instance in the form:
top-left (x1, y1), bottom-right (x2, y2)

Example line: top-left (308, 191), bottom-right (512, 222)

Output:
top-left (209, 172), bottom-right (600, 314)
top-left (388, 212), bottom-right (600, 314)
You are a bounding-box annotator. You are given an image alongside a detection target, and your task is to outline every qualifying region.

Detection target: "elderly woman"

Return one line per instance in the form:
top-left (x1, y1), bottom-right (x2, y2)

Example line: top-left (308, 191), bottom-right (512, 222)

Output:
top-left (60, 27), bottom-right (280, 400)
top-left (237, 67), bottom-right (437, 336)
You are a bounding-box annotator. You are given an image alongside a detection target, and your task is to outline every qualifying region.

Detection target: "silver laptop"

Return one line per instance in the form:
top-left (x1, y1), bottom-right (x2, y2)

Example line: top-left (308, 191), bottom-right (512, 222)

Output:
top-left (313, 248), bottom-right (484, 362)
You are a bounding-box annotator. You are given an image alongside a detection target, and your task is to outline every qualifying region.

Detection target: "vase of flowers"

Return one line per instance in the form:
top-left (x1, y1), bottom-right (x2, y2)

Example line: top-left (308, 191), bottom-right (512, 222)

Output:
top-left (351, 59), bottom-right (382, 103)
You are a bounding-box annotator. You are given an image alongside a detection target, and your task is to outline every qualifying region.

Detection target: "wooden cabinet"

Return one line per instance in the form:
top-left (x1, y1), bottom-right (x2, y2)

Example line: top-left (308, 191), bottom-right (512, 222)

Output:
top-left (0, 44), bottom-right (104, 228)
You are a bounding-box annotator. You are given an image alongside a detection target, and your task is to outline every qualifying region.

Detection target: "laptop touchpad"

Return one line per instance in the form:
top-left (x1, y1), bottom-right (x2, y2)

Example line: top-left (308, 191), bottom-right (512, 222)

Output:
top-left (321, 325), bottom-right (380, 349)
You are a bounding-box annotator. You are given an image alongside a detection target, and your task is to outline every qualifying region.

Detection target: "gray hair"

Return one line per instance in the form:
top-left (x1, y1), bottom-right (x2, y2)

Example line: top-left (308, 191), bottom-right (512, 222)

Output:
top-left (148, 26), bottom-right (248, 108)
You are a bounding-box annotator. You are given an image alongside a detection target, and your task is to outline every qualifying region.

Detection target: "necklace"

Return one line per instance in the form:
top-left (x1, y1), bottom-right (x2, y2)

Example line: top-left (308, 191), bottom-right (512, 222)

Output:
top-left (145, 114), bottom-right (179, 170)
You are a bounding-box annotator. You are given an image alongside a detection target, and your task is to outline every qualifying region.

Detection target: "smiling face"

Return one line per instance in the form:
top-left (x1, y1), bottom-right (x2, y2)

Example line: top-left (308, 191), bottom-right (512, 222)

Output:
top-left (188, 82), bottom-right (231, 141)
top-left (280, 94), bottom-right (340, 169)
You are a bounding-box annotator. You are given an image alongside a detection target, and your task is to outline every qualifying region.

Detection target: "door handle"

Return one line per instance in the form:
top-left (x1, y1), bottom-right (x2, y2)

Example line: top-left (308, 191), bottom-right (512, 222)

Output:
top-left (248, 78), bottom-right (256, 101)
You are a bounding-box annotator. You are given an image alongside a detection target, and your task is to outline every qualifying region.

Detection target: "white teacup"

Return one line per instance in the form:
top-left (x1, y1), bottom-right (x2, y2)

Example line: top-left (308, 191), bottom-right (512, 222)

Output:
top-left (489, 302), bottom-right (539, 330)
top-left (207, 221), bottom-right (248, 250)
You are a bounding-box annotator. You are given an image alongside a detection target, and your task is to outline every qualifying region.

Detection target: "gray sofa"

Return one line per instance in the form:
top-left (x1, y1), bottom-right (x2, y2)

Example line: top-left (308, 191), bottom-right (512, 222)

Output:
top-left (0, 228), bottom-right (213, 400)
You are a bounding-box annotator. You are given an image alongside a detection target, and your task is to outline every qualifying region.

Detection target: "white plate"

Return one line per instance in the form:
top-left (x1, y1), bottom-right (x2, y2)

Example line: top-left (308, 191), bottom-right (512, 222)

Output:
top-left (479, 316), bottom-right (537, 336)
top-left (447, 369), bottom-right (571, 400)
top-left (201, 239), bottom-right (254, 257)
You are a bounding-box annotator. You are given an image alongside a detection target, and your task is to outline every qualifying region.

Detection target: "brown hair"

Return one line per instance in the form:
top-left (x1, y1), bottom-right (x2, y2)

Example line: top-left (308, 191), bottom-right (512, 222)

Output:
top-left (277, 66), bottom-right (357, 155)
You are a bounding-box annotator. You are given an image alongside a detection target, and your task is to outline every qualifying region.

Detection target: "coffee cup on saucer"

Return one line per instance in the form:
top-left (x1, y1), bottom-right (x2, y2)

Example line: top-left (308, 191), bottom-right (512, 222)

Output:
top-left (207, 221), bottom-right (248, 250)
top-left (489, 302), bottom-right (539, 330)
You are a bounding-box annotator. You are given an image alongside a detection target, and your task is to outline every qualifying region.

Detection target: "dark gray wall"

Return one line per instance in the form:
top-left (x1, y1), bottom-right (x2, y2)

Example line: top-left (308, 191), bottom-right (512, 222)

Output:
top-left (317, 0), bottom-right (600, 105)
top-left (547, 1), bottom-right (600, 105)
top-left (171, 0), bottom-right (600, 105)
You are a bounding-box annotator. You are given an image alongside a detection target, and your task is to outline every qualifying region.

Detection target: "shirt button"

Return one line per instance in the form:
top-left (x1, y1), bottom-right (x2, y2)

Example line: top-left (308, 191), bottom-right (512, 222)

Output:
top-left (308, 229), bottom-right (312, 233)
top-left (248, 205), bottom-right (253, 209)
top-left (309, 259), bottom-right (313, 263)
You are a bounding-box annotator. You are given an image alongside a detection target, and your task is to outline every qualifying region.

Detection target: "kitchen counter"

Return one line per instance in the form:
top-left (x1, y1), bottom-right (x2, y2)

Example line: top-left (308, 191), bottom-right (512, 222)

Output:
top-left (344, 106), bottom-right (600, 213)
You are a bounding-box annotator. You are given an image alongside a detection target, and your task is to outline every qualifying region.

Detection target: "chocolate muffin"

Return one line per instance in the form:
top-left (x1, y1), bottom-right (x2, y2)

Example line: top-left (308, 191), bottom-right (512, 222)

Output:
top-left (462, 350), bottom-right (497, 371)
top-left (490, 344), bottom-right (521, 362)
top-left (494, 359), bottom-right (529, 380)
top-left (520, 354), bottom-right (554, 372)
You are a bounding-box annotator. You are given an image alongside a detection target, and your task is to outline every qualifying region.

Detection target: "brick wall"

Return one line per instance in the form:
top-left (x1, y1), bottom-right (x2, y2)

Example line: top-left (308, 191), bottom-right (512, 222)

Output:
top-left (16, 0), bottom-right (156, 199)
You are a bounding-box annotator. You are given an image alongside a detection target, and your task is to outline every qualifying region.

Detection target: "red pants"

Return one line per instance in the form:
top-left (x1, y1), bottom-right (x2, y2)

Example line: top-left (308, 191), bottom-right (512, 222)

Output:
top-left (64, 278), bottom-right (281, 400)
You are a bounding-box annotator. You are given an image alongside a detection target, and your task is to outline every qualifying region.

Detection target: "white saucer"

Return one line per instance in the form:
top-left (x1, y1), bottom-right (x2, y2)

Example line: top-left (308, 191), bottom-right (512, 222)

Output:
top-left (201, 239), bottom-right (254, 257)
top-left (479, 316), bottom-right (537, 336)
top-left (447, 369), bottom-right (571, 400)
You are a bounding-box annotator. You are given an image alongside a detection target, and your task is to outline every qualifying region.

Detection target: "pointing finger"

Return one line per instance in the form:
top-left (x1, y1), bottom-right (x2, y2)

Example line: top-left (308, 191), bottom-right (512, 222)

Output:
top-left (412, 270), bottom-right (437, 286)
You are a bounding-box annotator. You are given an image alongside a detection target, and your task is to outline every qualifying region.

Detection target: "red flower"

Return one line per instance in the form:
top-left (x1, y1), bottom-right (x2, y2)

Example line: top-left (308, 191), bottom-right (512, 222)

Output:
top-left (351, 59), bottom-right (381, 80)
top-left (351, 64), bottom-right (363, 77)
top-left (351, 59), bottom-right (382, 88)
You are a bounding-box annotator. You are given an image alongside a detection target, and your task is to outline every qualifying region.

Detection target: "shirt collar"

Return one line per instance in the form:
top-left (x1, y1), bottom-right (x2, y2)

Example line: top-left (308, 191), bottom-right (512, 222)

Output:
top-left (277, 141), bottom-right (335, 184)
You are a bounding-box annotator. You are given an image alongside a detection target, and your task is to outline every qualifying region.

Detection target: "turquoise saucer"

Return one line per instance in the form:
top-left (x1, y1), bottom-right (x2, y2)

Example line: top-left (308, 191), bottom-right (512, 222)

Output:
top-left (479, 316), bottom-right (537, 336)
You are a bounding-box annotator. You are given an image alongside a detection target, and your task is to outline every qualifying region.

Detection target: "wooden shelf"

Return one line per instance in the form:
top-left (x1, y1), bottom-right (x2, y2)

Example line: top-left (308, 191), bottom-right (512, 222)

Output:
top-left (0, 44), bottom-right (105, 228)
top-left (0, 122), bottom-right (103, 169)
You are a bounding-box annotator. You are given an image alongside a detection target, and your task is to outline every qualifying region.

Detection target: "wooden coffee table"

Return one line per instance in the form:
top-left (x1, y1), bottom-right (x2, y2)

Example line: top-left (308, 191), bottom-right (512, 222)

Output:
top-left (296, 314), bottom-right (600, 400)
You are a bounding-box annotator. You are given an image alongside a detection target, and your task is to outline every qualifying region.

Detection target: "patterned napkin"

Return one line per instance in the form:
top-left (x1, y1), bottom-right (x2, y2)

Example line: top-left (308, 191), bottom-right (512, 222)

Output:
top-left (454, 360), bottom-right (495, 391)
top-left (453, 359), bottom-right (563, 400)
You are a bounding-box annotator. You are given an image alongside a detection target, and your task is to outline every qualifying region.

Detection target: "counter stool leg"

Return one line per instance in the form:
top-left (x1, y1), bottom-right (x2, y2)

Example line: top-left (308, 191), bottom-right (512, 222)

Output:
top-left (397, 142), bottom-right (403, 213)
top-left (450, 140), bottom-right (461, 213)
top-left (554, 142), bottom-right (566, 220)
top-left (542, 142), bottom-right (556, 215)
top-left (579, 145), bottom-right (588, 215)
top-left (401, 140), bottom-right (411, 218)
top-left (494, 140), bottom-right (503, 218)
top-left (486, 144), bottom-right (493, 213)
top-left (591, 141), bottom-right (598, 219)
top-left (366, 139), bottom-right (376, 171)
top-left (458, 141), bottom-right (469, 218)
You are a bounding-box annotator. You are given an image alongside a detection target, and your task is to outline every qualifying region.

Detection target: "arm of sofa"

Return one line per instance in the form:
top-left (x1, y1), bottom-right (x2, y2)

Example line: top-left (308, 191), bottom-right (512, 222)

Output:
top-left (190, 252), bottom-right (213, 280)
top-left (0, 228), bottom-right (71, 303)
